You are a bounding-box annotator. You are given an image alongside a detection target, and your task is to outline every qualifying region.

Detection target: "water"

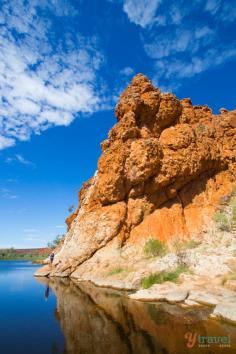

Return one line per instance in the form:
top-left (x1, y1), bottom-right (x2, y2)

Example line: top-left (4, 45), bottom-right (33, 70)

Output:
top-left (0, 261), bottom-right (235, 354)
top-left (0, 261), bottom-right (64, 354)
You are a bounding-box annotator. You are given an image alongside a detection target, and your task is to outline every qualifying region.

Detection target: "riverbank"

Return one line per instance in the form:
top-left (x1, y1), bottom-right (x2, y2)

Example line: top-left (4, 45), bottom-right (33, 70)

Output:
top-left (37, 276), bottom-right (236, 353)
top-left (2, 260), bottom-right (235, 354)
top-left (35, 226), bottom-right (236, 325)
top-left (35, 74), bottom-right (236, 328)
top-left (0, 248), bottom-right (50, 262)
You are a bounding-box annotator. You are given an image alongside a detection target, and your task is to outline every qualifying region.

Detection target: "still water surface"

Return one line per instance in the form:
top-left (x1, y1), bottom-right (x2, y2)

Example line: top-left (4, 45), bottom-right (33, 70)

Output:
top-left (0, 261), bottom-right (235, 354)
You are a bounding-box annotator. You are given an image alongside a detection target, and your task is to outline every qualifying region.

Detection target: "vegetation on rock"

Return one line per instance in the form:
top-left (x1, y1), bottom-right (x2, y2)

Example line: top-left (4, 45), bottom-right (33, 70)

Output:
top-left (47, 234), bottom-right (65, 249)
top-left (108, 267), bottom-right (125, 276)
top-left (144, 238), bottom-right (167, 257)
top-left (221, 266), bottom-right (236, 285)
top-left (213, 211), bottom-right (230, 231)
top-left (185, 240), bottom-right (202, 249)
top-left (213, 185), bottom-right (236, 232)
top-left (141, 265), bottom-right (189, 289)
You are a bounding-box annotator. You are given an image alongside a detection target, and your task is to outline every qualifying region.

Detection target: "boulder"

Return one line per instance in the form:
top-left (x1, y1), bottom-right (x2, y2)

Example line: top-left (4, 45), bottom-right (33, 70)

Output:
top-left (212, 302), bottom-right (236, 324)
top-left (165, 290), bottom-right (188, 303)
top-left (188, 291), bottom-right (220, 306)
top-left (34, 265), bottom-right (51, 277)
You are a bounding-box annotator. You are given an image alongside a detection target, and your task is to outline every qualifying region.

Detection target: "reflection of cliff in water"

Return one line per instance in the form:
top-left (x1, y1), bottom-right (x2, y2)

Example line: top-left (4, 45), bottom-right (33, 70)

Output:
top-left (48, 278), bottom-right (236, 354)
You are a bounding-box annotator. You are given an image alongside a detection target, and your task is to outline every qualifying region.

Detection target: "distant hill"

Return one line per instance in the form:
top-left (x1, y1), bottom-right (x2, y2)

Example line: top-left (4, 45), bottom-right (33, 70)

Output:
top-left (0, 247), bottom-right (51, 261)
top-left (13, 248), bottom-right (50, 255)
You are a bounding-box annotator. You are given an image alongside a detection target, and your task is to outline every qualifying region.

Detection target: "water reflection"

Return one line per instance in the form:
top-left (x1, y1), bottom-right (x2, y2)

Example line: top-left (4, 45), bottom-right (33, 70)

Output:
top-left (37, 278), bottom-right (236, 354)
top-left (0, 261), bottom-right (64, 354)
top-left (45, 285), bottom-right (50, 301)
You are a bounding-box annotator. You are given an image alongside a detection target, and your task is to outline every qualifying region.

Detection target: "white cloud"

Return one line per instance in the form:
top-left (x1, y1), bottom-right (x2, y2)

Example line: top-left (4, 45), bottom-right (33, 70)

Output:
top-left (23, 228), bottom-right (38, 233)
top-left (23, 236), bottom-right (46, 242)
top-left (124, 0), bottom-right (236, 89)
top-left (219, 2), bottom-right (236, 23)
top-left (120, 66), bottom-right (135, 76)
top-left (169, 5), bottom-right (183, 25)
top-left (205, 0), bottom-right (221, 15)
top-left (0, 0), bottom-right (105, 150)
top-left (0, 136), bottom-right (15, 149)
top-left (0, 187), bottom-right (19, 199)
top-left (153, 46), bottom-right (236, 88)
top-left (5, 154), bottom-right (35, 167)
top-left (145, 25), bottom-right (214, 61)
top-left (16, 154), bottom-right (35, 166)
top-left (123, 0), bottom-right (162, 28)
top-left (8, 195), bottom-right (19, 199)
top-left (195, 26), bottom-right (213, 39)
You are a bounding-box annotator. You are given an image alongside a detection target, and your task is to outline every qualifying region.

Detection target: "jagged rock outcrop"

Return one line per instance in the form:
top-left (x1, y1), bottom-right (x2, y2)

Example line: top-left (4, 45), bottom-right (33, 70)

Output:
top-left (35, 74), bottom-right (236, 281)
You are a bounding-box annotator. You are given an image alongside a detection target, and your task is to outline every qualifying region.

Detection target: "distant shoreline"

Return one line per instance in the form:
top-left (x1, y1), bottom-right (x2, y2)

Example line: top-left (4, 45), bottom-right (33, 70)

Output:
top-left (0, 247), bottom-right (50, 262)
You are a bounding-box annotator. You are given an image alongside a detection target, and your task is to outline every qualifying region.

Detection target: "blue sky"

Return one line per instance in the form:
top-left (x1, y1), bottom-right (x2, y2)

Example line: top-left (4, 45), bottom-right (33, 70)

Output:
top-left (0, 0), bottom-right (236, 248)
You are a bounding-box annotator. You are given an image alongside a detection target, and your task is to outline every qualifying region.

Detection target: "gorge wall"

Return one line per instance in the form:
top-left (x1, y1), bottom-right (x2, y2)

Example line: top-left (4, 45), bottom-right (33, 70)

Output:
top-left (36, 74), bottom-right (236, 282)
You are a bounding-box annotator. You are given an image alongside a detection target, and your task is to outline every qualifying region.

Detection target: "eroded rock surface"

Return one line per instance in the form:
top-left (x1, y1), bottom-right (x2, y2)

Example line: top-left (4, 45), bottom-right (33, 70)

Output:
top-left (36, 74), bottom-right (236, 283)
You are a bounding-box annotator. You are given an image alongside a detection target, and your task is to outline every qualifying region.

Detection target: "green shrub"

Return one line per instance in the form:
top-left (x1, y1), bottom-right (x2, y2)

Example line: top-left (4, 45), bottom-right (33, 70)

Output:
top-left (171, 238), bottom-right (184, 253)
top-left (144, 238), bottom-right (167, 257)
top-left (47, 234), bottom-right (65, 249)
top-left (230, 199), bottom-right (236, 221)
top-left (213, 211), bottom-right (230, 231)
top-left (141, 273), bottom-right (162, 289)
top-left (185, 240), bottom-right (201, 249)
top-left (220, 223), bottom-right (230, 232)
top-left (222, 271), bottom-right (236, 285)
top-left (108, 267), bottom-right (124, 276)
top-left (141, 265), bottom-right (189, 289)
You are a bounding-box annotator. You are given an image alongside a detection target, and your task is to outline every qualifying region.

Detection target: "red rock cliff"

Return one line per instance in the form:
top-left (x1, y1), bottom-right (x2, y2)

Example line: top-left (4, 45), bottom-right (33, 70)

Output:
top-left (37, 74), bottom-right (236, 278)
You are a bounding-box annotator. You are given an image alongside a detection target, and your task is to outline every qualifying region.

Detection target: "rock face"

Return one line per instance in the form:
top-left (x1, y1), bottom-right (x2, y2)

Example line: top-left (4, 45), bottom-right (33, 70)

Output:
top-left (36, 74), bottom-right (236, 279)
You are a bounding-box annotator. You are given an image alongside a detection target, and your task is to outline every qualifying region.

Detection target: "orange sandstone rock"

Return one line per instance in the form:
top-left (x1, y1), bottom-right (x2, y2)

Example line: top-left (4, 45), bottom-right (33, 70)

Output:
top-left (38, 74), bottom-right (236, 277)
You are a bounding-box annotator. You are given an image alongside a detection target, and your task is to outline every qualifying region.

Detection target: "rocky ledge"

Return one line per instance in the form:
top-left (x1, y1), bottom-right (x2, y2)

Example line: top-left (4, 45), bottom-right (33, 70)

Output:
top-left (35, 74), bottom-right (236, 323)
top-left (129, 275), bottom-right (236, 324)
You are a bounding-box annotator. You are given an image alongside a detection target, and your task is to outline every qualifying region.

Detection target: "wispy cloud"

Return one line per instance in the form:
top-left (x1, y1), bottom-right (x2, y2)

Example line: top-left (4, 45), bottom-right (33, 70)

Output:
top-left (122, 0), bottom-right (236, 89)
top-left (123, 0), bottom-right (162, 28)
top-left (23, 228), bottom-right (46, 242)
top-left (23, 228), bottom-right (38, 233)
top-left (0, 0), bottom-right (105, 150)
top-left (205, 0), bottom-right (221, 15)
top-left (0, 187), bottom-right (19, 200)
top-left (120, 66), bottom-right (135, 76)
top-left (23, 236), bottom-right (46, 242)
top-left (5, 154), bottom-right (35, 167)
top-left (16, 154), bottom-right (35, 166)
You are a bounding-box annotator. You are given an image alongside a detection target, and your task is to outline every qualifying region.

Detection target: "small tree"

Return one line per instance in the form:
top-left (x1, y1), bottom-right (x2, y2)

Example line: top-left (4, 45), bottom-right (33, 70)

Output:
top-left (68, 205), bottom-right (75, 213)
top-left (144, 238), bottom-right (167, 257)
top-left (47, 234), bottom-right (65, 249)
top-left (213, 211), bottom-right (230, 231)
